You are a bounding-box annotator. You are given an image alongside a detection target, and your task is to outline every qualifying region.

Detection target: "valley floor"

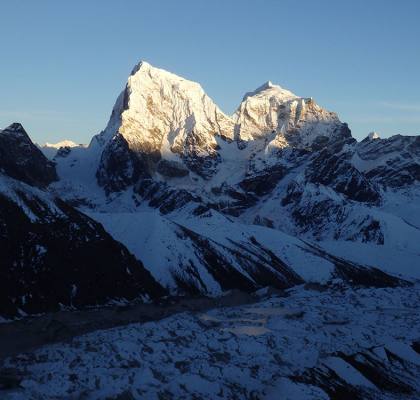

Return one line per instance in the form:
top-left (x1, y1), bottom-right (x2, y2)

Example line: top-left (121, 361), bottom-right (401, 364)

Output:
top-left (1, 284), bottom-right (420, 399)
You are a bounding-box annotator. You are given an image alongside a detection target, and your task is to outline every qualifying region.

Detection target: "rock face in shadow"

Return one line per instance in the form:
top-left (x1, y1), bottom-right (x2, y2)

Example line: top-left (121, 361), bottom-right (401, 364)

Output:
top-left (0, 123), bottom-right (57, 188)
top-left (174, 226), bottom-right (305, 293)
top-left (239, 165), bottom-right (286, 196)
top-left (357, 134), bottom-right (420, 187)
top-left (96, 133), bottom-right (148, 193)
top-left (307, 150), bottom-right (381, 204)
top-left (157, 159), bottom-right (189, 177)
top-left (0, 123), bottom-right (165, 318)
top-left (0, 185), bottom-right (165, 317)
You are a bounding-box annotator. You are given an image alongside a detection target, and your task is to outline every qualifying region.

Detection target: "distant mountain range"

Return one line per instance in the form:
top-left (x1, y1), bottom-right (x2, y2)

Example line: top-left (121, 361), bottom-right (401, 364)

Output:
top-left (1, 61), bottom-right (419, 317)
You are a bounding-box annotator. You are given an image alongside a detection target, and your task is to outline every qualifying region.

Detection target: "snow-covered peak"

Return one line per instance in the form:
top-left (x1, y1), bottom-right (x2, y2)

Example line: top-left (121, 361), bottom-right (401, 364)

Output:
top-left (242, 81), bottom-right (298, 102)
top-left (128, 60), bottom-right (199, 89)
top-left (125, 61), bottom-right (234, 141)
top-left (234, 81), bottom-right (343, 144)
top-left (44, 140), bottom-right (79, 149)
top-left (99, 60), bottom-right (235, 149)
top-left (91, 61), bottom-right (354, 191)
top-left (94, 61), bottom-right (236, 187)
top-left (368, 131), bottom-right (380, 140)
top-left (130, 60), bottom-right (151, 75)
top-left (97, 61), bottom-right (348, 155)
top-left (40, 140), bottom-right (85, 160)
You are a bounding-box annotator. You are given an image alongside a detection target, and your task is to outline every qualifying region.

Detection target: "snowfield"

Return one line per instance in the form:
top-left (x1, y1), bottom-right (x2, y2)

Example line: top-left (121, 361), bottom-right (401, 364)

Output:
top-left (2, 284), bottom-right (419, 399)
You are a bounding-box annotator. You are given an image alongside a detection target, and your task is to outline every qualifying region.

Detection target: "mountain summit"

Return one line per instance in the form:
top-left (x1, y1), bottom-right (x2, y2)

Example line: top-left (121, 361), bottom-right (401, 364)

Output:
top-left (95, 61), bottom-right (235, 190)
top-left (241, 80), bottom-right (297, 101)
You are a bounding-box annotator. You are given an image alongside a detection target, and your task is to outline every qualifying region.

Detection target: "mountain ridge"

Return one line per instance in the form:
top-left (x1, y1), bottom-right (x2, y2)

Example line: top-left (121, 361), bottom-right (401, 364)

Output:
top-left (1, 61), bottom-right (419, 316)
top-left (49, 62), bottom-right (420, 284)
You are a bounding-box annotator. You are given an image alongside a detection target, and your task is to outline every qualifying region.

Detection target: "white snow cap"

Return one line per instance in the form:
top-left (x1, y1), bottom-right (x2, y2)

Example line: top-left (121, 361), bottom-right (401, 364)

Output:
top-left (368, 132), bottom-right (380, 140)
top-left (44, 140), bottom-right (79, 149)
top-left (242, 80), bottom-right (298, 101)
top-left (130, 60), bottom-right (154, 74)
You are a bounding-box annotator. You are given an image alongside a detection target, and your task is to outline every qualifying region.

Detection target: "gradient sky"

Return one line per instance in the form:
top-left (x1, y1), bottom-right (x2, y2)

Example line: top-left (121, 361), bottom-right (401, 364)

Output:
top-left (1, 0), bottom-right (419, 144)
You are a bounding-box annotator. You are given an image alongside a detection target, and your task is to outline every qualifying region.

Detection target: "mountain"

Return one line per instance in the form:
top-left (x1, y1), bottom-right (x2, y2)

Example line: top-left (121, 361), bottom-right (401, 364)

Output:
top-left (233, 80), bottom-right (349, 145)
top-left (1, 61), bottom-right (418, 314)
top-left (44, 140), bottom-right (79, 148)
top-left (0, 123), bottom-right (165, 317)
top-left (0, 123), bottom-right (57, 187)
top-left (1, 61), bottom-right (419, 399)
top-left (91, 61), bottom-right (352, 192)
top-left (42, 61), bottom-right (419, 299)
top-left (94, 61), bottom-right (235, 192)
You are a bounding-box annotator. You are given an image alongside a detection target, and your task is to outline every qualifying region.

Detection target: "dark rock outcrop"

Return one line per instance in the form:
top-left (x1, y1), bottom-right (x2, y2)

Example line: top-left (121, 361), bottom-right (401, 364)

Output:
top-left (307, 150), bottom-right (380, 204)
top-left (157, 159), bottom-right (189, 177)
top-left (239, 165), bottom-right (286, 196)
top-left (0, 184), bottom-right (165, 317)
top-left (0, 123), bottom-right (57, 187)
top-left (96, 133), bottom-right (148, 193)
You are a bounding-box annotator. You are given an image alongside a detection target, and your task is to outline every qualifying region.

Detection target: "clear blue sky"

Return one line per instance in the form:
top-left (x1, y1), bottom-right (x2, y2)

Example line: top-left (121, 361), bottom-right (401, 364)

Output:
top-left (1, 0), bottom-right (419, 144)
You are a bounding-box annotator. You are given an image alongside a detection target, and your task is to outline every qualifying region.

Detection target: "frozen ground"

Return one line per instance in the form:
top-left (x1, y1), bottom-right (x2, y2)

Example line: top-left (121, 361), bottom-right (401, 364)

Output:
top-left (1, 284), bottom-right (419, 399)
